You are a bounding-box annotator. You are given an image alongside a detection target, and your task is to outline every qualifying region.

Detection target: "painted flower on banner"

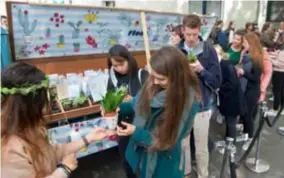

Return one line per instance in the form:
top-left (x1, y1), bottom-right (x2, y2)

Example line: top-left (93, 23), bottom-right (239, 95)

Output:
top-left (84, 10), bottom-right (99, 24)
top-left (202, 18), bottom-right (208, 26)
top-left (33, 43), bottom-right (50, 55)
top-left (50, 12), bottom-right (65, 27)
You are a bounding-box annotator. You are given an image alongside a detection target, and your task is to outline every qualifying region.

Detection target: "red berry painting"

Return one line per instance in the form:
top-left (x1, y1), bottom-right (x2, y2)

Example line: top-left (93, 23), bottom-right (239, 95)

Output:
top-left (33, 43), bottom-right (50, 55)
top-left (86, 35), bottom-right (98, 48)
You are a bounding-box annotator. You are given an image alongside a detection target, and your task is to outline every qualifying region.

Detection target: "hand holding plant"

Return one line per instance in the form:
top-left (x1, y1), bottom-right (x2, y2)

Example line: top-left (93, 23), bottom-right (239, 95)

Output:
top-left (100, 86), bottom-right (127, 130)
top-left (187, 52), bottom-right (197, 63)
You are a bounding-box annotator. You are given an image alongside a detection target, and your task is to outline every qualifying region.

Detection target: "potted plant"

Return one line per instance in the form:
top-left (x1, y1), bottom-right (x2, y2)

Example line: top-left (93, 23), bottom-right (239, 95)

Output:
top-left (49, 86), bottom-right (60, 113)
top-left (101, 86), bottom-right (127, 130)
top-left (57, 35), bottom-right (65, 48)
top-left (73, 42), bottom-right (80, 52)
top-left (72, 95), bottom-right (89, 109)
top-left (67, 20), bottom-right (82, 39)
top-left (188, 52), bottom-right (197, 63)
top-left (46, 28), bottom-right (51, 38)
top-left (61, 98), bottom-right (72, 111)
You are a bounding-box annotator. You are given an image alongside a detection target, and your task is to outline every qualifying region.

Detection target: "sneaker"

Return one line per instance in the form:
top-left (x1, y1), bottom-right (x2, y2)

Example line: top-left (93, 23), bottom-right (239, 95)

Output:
top-left (236, 124), bottom-right (244, 132)
top-left (218, 147), bottom-right (225, 154)
top-left (278, 127), bottom-right (284, 136)
top-left (236, 133), bottom-right (248, 142)
top-left (267, 109), bottom-right (278, 116)
top-left (216, 115), bottom-right (224, 124)
top-left (242, 138), bottom-right (252, 151)
top-left (215, 140), bottom-right (225, 147)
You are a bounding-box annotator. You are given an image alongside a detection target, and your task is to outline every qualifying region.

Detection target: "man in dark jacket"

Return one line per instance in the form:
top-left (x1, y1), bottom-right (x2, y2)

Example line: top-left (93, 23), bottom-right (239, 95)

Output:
top-left (178, 14), bottom-right (222, 178)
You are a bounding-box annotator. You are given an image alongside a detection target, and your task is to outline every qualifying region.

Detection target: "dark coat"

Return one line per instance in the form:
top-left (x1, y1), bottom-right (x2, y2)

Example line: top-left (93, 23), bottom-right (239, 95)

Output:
top-left (218, 60), bottom-right (244, 117)
top-left (177, 39), bottom-right (222, 111)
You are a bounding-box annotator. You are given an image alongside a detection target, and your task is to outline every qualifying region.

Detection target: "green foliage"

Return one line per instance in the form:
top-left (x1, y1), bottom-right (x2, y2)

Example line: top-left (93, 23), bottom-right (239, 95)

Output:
top-left (187, 52), bottom-right (197, 63)
top-left (1, 76), bottom-right (49, 95)
top-left (72, 95), bottom-right (88, 107)
top-left (49, 86), bottom-right (57, 101)
top-left (61, 98), bottom-right (72, 107)
top-left (101, 86), bottom-right (127, 113)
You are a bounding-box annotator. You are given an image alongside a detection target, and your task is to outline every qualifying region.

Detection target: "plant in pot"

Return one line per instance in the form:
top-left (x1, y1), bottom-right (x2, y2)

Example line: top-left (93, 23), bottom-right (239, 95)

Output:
top-left (49, 86), bottom-right (60, 113)
top-left (187, 52), bottom-right (197, 63)
top-left (101, 86), bottom-right (127, 130)
top-left (72, 95), bottom-right (89, 109)
top-left (61, 98), bottom-right (72, 111)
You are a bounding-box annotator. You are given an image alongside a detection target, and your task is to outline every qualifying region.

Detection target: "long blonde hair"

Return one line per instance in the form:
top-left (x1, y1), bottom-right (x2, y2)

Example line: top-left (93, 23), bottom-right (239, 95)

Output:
top-left (244, 32), bottom-right (264, 71)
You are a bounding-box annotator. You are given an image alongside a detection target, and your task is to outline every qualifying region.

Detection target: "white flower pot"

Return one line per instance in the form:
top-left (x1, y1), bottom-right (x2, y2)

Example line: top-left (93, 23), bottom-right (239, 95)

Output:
top-left (103, 112), bottom-right (118, 130)
top-left (23, 35), bottom-right (33, 44)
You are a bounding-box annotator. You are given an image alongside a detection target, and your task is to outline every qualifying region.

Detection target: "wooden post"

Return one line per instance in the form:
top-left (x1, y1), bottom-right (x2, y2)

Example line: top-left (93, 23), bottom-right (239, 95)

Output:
top-left (140, 12), bottom-right (151, 71)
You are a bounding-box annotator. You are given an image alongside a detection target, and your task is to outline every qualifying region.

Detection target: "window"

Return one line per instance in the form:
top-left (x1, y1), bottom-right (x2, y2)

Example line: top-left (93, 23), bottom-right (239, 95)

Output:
top-left (266, 1), bottom-right (284, 22)
top-left (188, 0), bottom-right (222, 18)
top-left (102, 0), bottom-right (115, 7)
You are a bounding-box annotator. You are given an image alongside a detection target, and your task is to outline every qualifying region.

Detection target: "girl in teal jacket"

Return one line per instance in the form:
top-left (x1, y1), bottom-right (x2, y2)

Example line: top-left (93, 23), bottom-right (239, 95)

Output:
top-left (116, 46), bottom-right (200, 178)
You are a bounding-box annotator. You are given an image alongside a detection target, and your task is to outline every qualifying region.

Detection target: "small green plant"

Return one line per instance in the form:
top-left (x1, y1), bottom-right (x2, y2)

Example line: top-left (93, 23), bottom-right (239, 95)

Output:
top-left (49, 86), bottom-right (57, 101)
top-left (101, 86), bottom-right (127, 113)
top-left (187, 52), bottom-right (197, 63)
top-left (72, 95), bottom-right (88, 108)
top-left (61, 99), bottom-right (72, 108)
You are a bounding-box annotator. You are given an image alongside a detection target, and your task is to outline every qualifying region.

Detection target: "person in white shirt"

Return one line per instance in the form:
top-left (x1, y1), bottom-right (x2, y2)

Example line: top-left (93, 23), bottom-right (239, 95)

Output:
top-left (225, 21), bottom-right (235, 44)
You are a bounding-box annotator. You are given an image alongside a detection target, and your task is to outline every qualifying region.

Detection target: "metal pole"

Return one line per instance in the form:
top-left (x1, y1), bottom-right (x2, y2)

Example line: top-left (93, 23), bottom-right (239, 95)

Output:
top-left (245, 102), bottom-right (270, 173)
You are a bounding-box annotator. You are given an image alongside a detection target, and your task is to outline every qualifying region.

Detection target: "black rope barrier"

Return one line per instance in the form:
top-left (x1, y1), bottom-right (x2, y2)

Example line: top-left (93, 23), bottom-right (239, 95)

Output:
top-left (219, 102), bottom-right (284, 178)
top-left (265, 105), bottom-right (284, 127)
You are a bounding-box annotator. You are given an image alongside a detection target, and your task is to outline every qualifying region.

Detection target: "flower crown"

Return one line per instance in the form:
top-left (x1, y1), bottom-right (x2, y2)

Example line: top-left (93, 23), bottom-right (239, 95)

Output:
top-left (1, 76), bottom-right (49, 95)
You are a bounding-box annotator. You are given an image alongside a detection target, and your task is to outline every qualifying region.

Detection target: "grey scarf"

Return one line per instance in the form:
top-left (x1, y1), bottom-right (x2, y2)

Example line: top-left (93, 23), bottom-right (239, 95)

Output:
top-left (132, 88), bottom-right (195, 178)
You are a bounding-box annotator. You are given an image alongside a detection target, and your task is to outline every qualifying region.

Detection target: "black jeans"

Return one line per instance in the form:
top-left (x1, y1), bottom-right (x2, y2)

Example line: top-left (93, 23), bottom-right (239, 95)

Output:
top-left (224, 116), bottom-right (237, 141)
top-left (117, 115), bottom-right (136, 178)
top-left (272, 71), bottom-right (284, 110)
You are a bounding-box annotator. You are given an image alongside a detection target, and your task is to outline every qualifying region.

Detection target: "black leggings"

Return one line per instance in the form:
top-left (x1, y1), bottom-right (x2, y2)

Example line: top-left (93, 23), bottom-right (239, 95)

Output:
top-left (225, 116), bottom-right (237, 141)
top-left (242, 89), bottom-right (260, 139)
top-left (272, 71), bottom-right (284, 110)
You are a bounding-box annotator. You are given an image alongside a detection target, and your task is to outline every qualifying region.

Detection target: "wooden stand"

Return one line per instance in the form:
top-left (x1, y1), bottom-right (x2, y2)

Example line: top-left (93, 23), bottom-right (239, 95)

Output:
top-left (45, 104), bottom-right (100, 123)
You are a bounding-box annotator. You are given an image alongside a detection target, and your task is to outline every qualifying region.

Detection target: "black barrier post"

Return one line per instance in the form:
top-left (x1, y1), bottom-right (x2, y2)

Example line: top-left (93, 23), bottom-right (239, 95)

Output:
top-left (245, 101), bottom-right (270, 173)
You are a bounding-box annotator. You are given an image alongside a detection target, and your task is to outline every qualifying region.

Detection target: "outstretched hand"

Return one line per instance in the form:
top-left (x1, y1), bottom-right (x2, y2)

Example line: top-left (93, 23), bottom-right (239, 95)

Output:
top-left (86, 127), bottom-right (116, 142)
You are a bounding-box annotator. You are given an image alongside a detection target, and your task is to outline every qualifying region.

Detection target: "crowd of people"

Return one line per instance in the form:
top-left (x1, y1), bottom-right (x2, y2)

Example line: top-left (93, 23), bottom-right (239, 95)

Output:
top-left (1, 14), bottom-right (284, 178)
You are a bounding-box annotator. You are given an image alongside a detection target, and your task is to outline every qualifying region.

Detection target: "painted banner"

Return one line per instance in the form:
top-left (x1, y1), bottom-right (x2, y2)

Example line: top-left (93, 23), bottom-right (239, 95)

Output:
top-left (48, 117), bottom-right (118, 158)
top-left (145, 12), bottom-right (217, 49)
top-left (10, 3), bottom-right (216, 60)
top-left (11, 3), bottom-right (144, 59)
top-left (145, 13), bottom-right (182, 49)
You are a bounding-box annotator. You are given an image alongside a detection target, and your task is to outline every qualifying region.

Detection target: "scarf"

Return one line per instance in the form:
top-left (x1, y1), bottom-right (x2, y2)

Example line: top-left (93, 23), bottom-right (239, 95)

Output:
top-left (132, 88), bottom-right (195, 178)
